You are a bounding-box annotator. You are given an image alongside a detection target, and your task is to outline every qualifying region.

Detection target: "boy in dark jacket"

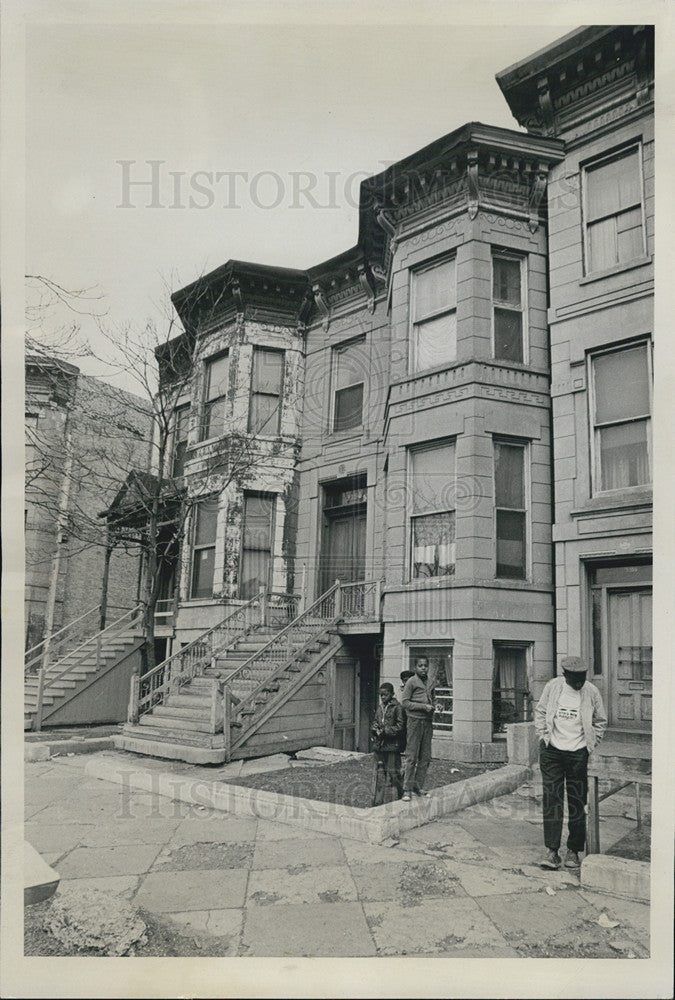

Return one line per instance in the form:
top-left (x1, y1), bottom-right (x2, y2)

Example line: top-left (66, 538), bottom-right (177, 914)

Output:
top-left (371, 683), bottom-right (405, 804)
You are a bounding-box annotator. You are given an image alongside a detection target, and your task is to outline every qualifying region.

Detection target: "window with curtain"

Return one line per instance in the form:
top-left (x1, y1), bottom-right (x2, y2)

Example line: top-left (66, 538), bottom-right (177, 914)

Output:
top-left (492, 644), bottom-right (531, 732)
top-left (583, 145), bottom-right (645, 273)
top-left (249, 348), bottom-right (284, 435)
top-left (411, 256), bottom-right (456, 373)
top-left (190, 497), bottom-right (219, 599)
top-left (201, 353), bottom-right (229, 440)
top-left (332, 338), bottom-right (366, 432)
top-left (591, 342), bottom-right (651, 492)
top-left (408, 645), bottom-right (453, 732)
top-left (492, 254), bottom-right (524, 363)
top-left (409, 442), bottom-right (455, 578)
top-left (171, 405), bottom-right (190, 477)
top-left (239, 493), bottom-right (275, 599)
top-left (494, 440), bottom-right (527, 579)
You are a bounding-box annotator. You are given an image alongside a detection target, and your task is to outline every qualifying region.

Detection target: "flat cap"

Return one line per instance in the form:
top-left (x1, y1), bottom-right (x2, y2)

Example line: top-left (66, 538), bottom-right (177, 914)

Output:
top-left (560, 655), bottom-right (587, 674)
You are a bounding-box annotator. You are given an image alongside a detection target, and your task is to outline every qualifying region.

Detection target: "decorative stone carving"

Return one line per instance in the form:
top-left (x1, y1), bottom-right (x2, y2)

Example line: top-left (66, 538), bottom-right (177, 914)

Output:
top-left (467, 149), bottom-right (479, 219)
top-left (528, 163), bottom-right (549, 233)
top-left (357, 263), bottom-right (375, 313)
top-left (537, 76), bottom-right (555, 135)
top-left (312, 283), bottom-right (331, 332)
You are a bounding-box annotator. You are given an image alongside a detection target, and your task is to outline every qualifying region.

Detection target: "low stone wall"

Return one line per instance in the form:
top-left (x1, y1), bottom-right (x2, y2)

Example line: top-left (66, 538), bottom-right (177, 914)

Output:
top-left (505, 721), bottom-right (539, 765)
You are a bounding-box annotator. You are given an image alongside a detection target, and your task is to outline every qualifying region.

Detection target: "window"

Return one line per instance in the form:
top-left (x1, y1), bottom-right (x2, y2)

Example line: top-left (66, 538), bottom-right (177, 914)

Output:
top-left (201, 353), bottom-right (229, 440)
top-left (583, 145), bottom-right (645, 273)
top-left (492, 254), bottom-right (524, 363)
top-left (409, 442), bottom-right (455, 578)
top-left (190, 497), bottom-right (219, 599)
top-left (408, 645), bottom-right (453, 732)
top-left (249, 348), bottom-right (284, 435)
top-left (332, 339), bottom-right (365, 432)
top-left (171, 405), bottom-right (190, 477)
top-left (492, 644), bottom-right (531, 733)
top-left (25, 413), bottom-right (39, 472)
top-left (239, 493), bottom-right (275, 599)
top-left (411, 256), bottom-right (456, 372)
top-left (494, 440), bottom-right (527, 579)
top-left (590, 342), bottom-right (651, 492)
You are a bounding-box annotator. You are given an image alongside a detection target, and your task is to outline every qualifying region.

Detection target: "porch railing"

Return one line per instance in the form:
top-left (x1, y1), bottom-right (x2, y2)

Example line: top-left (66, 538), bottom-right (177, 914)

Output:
top-left (131, 591), bottom-right (265, 721)
top-left (24, 604), bottom-right (132, 676)
top-left (492, 686), bottom-right (532, 733)
top-left (153, 599), bottom-right (176, 629)
top-left (339, 579), bottom-right (382, 620)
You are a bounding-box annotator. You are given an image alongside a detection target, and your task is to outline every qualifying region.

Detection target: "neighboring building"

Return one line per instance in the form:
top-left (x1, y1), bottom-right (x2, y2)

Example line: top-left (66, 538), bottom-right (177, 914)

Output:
top-left (497, 24), bottom-right (654, 735)
top-left (133, 23), bottom-right (653, 760)
top-left (25, 356), bottom-right (153, 650)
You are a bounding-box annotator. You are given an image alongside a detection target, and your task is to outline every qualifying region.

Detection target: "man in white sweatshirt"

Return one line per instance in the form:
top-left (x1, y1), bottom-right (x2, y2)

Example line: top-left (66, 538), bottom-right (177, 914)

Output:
top-left (534, 655), bottom-right (607, 870)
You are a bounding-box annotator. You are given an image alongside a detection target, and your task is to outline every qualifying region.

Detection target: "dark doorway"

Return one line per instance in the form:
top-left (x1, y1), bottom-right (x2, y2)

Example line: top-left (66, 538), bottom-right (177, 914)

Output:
top-left (319, 475), bottom-right (367, 595)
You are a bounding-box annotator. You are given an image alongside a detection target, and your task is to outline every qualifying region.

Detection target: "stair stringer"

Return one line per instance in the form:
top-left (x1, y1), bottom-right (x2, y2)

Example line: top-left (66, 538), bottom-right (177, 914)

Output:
top-left (230, 632), bottom-right (343, 757)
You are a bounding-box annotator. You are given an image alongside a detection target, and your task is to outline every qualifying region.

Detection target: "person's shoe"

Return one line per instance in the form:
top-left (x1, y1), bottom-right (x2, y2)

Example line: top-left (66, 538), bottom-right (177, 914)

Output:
top-left (401, 793), bottom-right (412, 802)
top-left (565, 850), bottom-right (581, 869)
top-left (413, 789), bottom-right (431, 797)
top-left (540, 849), bottom-right (562, 870)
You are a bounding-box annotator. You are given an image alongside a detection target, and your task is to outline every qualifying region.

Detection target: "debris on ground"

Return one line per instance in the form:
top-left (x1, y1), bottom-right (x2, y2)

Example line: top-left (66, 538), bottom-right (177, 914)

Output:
top-left (597, 912), bottom-right (620, 928)
top-left (43, 887), bottom-right (147, 956)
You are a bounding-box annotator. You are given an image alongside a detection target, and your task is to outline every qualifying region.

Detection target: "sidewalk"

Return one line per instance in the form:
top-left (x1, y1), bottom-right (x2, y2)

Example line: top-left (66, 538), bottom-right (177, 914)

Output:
top-left (24, 751), bottom-right (650, 958)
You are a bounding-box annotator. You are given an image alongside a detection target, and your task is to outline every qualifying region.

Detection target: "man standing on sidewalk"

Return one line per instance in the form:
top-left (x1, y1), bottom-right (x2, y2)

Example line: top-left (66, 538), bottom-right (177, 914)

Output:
top-left (401, 656), bottom-right (435, 802)
top-left (535, 655), bottom-right (607, 870)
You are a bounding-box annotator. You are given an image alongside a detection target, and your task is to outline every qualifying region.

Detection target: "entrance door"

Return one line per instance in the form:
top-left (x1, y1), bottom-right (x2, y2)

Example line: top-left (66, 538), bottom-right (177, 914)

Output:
top-left (333, 657), bottom-right (358, 750)
top-left (607, 588), bottom-right (652, 730)
top-left (319, 477), bottom-right (367, 594)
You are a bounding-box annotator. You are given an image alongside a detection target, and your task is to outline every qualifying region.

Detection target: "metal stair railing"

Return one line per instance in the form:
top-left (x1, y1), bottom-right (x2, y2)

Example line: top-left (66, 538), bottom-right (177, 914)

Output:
top-left (222, 581), bottom-right (341, 693)
top-left (339, 579), bottom-right (382, 620)
top-left (29, 604), bottom-right (143, 731)
top-left (133, 590), bottom-right (265, 721)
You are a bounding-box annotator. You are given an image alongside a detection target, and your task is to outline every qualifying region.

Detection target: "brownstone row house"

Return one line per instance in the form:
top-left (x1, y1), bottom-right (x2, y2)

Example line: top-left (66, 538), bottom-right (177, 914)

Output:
top-left (27, 25), bottom-right (653, 760)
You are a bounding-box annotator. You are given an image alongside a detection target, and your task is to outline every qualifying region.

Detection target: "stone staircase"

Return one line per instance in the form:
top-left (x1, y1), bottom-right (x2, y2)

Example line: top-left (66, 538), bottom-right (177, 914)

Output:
top-left (24, 607), bottom-right (144, 731)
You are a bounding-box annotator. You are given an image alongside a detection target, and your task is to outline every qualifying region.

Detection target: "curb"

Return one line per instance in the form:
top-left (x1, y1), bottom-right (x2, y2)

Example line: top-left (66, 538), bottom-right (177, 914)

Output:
top-left (25, 738), bottom-right (115, 761)
top-left (581, 853), bottom-right (650, 902)
top-left (84, 756), bottom-right (531, 843)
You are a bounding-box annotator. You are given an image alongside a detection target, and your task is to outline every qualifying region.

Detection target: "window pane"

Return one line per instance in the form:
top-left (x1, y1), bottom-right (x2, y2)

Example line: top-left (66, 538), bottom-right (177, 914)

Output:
top-left (409, 646), bottom-right (453, 731)
top-left (599, 420), bottom-right (650, 489)
top-left (243, 495), bottom-right (273, 549)
top-left (252, 349), bottom-right (283, 394)
top-left (494, 443), bottom-right (524, 508)
top-left (411, 444), bottom-right (455, 513)
top-left (493, 258), bottom-right (521, 306)
top-left (413, 313), bottom-right (457, 371)
top-left (174, 406), bottom-right (190, 440)
top-left (191, 547), bottom-right (215, 598)
top-left (172, 440), bottom-right (187, 477)
top-left (204, 396), bottom-right (226, 439)
top-left (586, 150), bottom-right (640, 221)
top-left (496, 510), bottom-right (526, 578)
top-left (413, 259), bottom-right (456, 320)
top-left (494, 308), bottom-right (523, 363)
top-left (335, 339), bottom-right (366, 390)
top-left (616, 206), bottom-right (644, 262)
top-left (587, 217), bottom-right (617, 271)
top-left (493, 646), bottom-right (530, 729)
top-left (194, 498), bottom-right (218, 545)
top-left (240, 549), bottom-right (270, 599)
top-left (334, 383), bottom-right (363, 432)
top-left (411, 512), bottom-right (455, 577)
top-left (250, 393), bottom-right (280, 434)
top-left (594, 346), bottom-right (650, 423)
top-left (206, 355), bottom-right (229, 401)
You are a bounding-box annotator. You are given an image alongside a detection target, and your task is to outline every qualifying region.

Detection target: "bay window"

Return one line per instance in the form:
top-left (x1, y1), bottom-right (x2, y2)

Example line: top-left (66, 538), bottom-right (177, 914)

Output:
top-left (190, 497), bottom-right (219, 599)
top-left (249, 348), bottom-right (284, 435)
top-left (409, 441), bottom-right (456, 578)
top-left (171, 404), bottom-right (190, 477)
top-left (239, 493), bottom-right (275, 599)
top-left (202, 353), bottom-right (229, 440)
top-left (492, 253), bottom-right (524, 363)
top-left (494, 439), bottom-right (527, 579)
top-left (410, 256), bottom-right (456, 372)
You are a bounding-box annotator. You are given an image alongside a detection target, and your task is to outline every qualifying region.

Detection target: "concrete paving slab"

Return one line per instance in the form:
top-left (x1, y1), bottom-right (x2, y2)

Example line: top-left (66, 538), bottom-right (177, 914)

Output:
top-left (152, 841), bottom-right (254, 871)
top-left (57, 875), bottom-right (140, 899)
top-left (24, 822), bottom-right (92, 855)
top-left (474, 886), bottom-right (590, 946)
top-left (164, 908), bottom-right (243, 950)
top-left (341, 840), bottom-right (431, 865)
top-left (241, 901), bottom-right (376, 957)
top-left (238, 753), bottom-right (292, 776)
top-left (516, 863), bottom-right (581, 886)
top-left (578, 888), bottom-right (650, 932)
top-left (443, 858), bottom-right (543, 897)
top-left (168, 816), bottom-right (258, 846)
top-left (247, 865), bottom-right (358, 906)
top-left (400, 820), bottom-right (503, 865)
top-left (363, 897), bottom-right (516, 956)
top-left (57, 843), bottom-right (163, 879)
top-left (254, 820), bottom-right (333, 841)
top-left (252, 835), bottom-right (346, 870)
top-left (349, 860), bottom-right (464, 904)
top-left (76, 817), bottom-right (182, 847)
top-left (134, 868), bottom-right (248, 912)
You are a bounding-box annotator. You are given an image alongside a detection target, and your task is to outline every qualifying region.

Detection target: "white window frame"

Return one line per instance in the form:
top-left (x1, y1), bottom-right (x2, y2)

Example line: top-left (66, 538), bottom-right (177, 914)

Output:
top-left (201, 351), bottom-right (229, 442)
top-left (581, 142), bottom-right (647, 276)
top-left (330, 336), bottom-right (366, 434)
top-left (409, 254), bottom-right (457, 374)
top-left (492, 436), bottom-right (530, 581)
top-left (491, 251), bottom-right (528, 365)
top-left (407, 439), bottom-right (457, 581)
top-left (248, 347), bottom-right (284, 436)
top-left (588, 339), bottom-right (653, 496)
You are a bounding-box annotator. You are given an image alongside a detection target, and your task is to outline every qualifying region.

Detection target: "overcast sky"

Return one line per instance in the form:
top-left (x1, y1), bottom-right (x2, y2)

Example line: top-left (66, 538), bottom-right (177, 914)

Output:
top-left (23, 8), bottom-right (579, 384)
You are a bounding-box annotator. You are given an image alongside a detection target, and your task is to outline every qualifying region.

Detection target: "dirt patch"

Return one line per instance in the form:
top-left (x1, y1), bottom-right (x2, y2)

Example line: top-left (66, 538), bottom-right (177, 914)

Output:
top-left (397, 861), bottom-right (461, 908)
top-left (605, 819), bottom-right (651, 862)
top-left (24, 899), bottom-right (234, 957)
top-left (153, 842), bottom-right (253, 871)
top-left (227, 755), bottom-right (501, 809)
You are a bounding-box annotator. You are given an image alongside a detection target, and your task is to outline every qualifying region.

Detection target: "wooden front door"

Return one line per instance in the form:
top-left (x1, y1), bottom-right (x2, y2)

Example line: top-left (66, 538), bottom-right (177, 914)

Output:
top-left (319, 477), bottom-right (367, 595)
top-left (607, 588), bottom-right (652, 730)
top-left (333, 657), bottom-right (358, 750)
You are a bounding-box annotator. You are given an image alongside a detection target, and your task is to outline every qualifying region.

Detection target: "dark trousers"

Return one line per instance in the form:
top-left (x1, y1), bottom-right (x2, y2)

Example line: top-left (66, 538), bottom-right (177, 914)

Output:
top-left (373, 750), bottom-right (403, 804)
top-left (404, 716), bottom-right (433, 791)
top-left (540, 743), bottom-right (589, 853)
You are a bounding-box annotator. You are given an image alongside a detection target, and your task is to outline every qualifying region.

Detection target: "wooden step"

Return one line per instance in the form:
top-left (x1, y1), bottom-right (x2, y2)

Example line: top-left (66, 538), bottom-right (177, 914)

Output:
top-left (139, 714), bottom-right (214, 734)
top-left (165, 694), bottom-right (212, 709)
top-left (122, 724), bottom-right (216, 749)
top-left (152, 705), bottom-right (211, 722)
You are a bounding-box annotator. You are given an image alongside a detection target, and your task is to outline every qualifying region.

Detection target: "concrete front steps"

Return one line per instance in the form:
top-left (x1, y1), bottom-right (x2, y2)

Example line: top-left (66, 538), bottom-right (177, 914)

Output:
top-left (24, 630), bottom-right (144, 731)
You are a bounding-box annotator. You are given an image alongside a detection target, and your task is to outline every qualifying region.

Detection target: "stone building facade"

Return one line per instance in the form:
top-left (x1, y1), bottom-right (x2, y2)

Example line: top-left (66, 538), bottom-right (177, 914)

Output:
top-left (25, 357), bottom-right (153, 649)
top-left (159, 24), bottom-right (653, 758)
